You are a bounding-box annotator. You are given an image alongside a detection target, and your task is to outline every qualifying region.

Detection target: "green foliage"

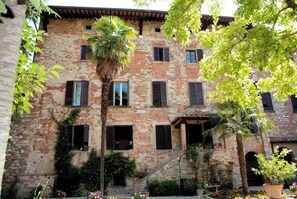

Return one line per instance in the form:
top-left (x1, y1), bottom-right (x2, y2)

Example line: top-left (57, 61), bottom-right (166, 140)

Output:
top-left (0, 0), bottom-right (6, 14)
top-left (85, 16), bottom-right (137, 79)
top-left (147, 179), bottom-right (179, 196)
top-left (26, 0), bottom-right (59, 21)
top-left (13, 21), bottom-right (62, 116)
top-left (252, 146), bottom-right (297, 184)
top-left (185, 144), bottom-right (201, 179)
top-left (53, 108), bottom-right (81, 197)
top-left (159, 0), bottom-right (297, 108)
top-left (80, 150), bottom-right (136, 192)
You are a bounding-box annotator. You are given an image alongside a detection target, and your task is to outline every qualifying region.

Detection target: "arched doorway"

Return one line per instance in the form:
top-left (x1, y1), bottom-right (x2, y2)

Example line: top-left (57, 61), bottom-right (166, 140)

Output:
top-left (245, 152), bottom-right (263, 186)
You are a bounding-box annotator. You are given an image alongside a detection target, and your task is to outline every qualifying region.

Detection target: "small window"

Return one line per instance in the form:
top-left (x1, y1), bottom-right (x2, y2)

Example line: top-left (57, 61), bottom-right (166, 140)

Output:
top-left (261, 92), bottom-right (273, 111)
top-left (67, 125), bottom-right (89, 151)
top-left (108, 82), bottom-right (129, 106)
top-left (156, 125), bottom-right (172, 149)
top-left (290, 95), bottom-right (297, 112)
top-left (189, 82), bottom-right (204, 106)
top-left (81, 45), bottom-right (91, 60)
top-left (65, 81), bottom-right (89, 106)
top-left (186, 50), bottom-right (197, 63)
top-left (85, 25), bottom-right (92, 30)
top-left (155, 27), bottom-right (161, 32)
top-left (153, 47), bottom-right (170, 62)
top-left (152, 81), bottom-right (167, 106)
top-left (106, 125), bottom-right (133, 150)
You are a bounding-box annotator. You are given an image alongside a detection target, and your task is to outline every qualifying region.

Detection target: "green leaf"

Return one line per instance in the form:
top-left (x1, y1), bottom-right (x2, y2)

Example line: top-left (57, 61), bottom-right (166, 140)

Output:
top-left (30, 0), bottom-right (40, 10)
top-left (0, 1), bottom-right (7, 14)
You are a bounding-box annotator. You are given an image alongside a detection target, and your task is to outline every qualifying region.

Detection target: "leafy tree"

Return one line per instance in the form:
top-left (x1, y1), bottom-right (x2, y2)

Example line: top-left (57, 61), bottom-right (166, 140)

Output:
top-left (208, 102), bottom-right (273, 194)
top-left (135, 0), bottom-right (297, 108)
top-left (84, 16), bottom-right (137, 195)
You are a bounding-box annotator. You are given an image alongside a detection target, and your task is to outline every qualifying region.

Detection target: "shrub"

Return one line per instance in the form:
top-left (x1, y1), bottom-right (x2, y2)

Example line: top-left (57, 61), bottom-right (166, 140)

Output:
top-left (147, 179), bottom-right (179, 196)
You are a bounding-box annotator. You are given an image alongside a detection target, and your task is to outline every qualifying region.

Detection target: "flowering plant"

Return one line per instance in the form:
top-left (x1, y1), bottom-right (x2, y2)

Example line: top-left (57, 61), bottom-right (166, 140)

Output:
top-left (88, 191), bottom-right (102, 199)
top-left (134, 193), bottom-right (145, 199)
top-left (56, 190), bottom-right (66, 197)
top-left (290, 182), bottom-right (297, 192)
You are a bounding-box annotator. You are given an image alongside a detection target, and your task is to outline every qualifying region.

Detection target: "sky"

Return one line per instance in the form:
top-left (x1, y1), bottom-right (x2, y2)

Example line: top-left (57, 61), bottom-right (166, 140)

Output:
top-left (47, 0), bottom-right (237, 17)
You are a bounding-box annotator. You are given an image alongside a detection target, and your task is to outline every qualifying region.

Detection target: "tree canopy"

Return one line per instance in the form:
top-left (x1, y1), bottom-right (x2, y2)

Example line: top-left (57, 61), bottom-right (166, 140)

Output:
top-left (136, 0), bottom-right (297, 108)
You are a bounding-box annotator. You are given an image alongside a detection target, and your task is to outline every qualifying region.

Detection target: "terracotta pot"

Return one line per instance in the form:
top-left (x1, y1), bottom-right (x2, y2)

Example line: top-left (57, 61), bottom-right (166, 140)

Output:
top-left (263, 183), bottom-right (283, 199)
top-left (196, 189), bottom-right (203, 196)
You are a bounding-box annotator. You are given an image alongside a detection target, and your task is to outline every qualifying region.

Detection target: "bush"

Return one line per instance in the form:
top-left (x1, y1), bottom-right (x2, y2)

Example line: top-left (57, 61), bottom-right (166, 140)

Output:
top-left (147, 179), bottom-right (179, 196)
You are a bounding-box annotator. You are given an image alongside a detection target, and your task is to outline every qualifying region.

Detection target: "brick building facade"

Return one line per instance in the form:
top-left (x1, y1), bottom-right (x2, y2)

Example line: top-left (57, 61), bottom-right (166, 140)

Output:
top-left (2, 6), bottom-right (297, 198)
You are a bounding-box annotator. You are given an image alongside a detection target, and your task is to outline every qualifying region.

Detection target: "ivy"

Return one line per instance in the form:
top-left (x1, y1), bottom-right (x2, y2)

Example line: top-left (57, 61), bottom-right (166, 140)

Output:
top-left (53, 108), bottom-right (81, 197)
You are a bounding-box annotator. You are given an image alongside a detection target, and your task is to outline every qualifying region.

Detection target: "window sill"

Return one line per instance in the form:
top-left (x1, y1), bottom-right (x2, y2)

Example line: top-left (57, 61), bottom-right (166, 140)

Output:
top-left (109, 105), bottom-right (132, 108)
top-left (150, 106), bottom-right (169, 108)
top-left (185, 62), bottom-right (198, 65)
top-left (264, 110), bottom-right (274, 113)
top-left (188, 105), bottom-right (206, 108)
top-left (64, 105), bottom-right (90, 108)
top-left (156, 148), bottom-right (172, 150)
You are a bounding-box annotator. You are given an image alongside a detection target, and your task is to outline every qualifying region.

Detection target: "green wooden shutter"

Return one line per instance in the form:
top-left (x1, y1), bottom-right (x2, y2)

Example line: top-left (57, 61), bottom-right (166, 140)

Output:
top-left (152, 82), bottom-right (161, 106)
top-left (197, 49), bottom-right (203, 62)
top-left (164, 47), bottom-right (170, 62)
top-left (106, 126), bottom-right (114, 149)
top-left (65, 81), bottom-right (74, 105)
top-left (80, 81), bottom-right (89, 106)
top-left (83, 125), bottom-right (89, 151)
top-left (160, 82), bottom-right (167, 106)
top-left (153, 47), bottom-right (159, 61)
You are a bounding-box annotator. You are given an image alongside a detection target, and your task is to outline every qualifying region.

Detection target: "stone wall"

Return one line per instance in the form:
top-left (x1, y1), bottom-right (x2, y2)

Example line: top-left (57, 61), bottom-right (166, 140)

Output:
top-left (2, 16), bottom-right (297, 198)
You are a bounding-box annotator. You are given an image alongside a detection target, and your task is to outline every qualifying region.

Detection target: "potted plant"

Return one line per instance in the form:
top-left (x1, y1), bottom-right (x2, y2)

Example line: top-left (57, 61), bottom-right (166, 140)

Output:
top-left (252, 147), bottom-right (297, 199)
top-left (290, 182), bottom-right (297, 196)
top-left (196, 183), bottom-right (204, 196)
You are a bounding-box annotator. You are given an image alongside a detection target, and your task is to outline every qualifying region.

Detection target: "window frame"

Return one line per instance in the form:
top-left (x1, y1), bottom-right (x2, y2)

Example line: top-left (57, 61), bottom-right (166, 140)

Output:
top-left (67, 124), bottom-right (89, 151)
top-left (152, 81), bottom-right (167, 107)
top-left (290, 95), bottom-right (297, 113)
top-left (106, 125), bottom-right (133, 150)
top-left (65, 80), bottom-right (89, 106)
top-left (153, 47), bottom-right (170, 62)
top-left (108, 82), bottom-right (129, 106)
top-left (80, 45), bottom-right (91, 60)
top-left (261, 92), bottom-right (274, 111)
top-left (186, 50), bottom-right (197, 64)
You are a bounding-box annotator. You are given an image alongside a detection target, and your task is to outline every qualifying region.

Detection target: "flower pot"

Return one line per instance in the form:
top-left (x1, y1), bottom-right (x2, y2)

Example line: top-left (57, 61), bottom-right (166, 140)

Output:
top-left (263, 183), bottom-right (283, 199)
top-left (196, 189), bottom-right (203, 196)
top-left (142, 191), bottom-right (149, 198)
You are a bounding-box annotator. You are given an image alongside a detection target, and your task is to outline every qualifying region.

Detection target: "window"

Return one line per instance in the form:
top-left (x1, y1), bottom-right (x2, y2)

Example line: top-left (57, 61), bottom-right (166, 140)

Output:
top-left (185, 49), bottom-right (203, 63)
top-left (186, 122), bottom-right (212, 147)
top-left (186, 50), bottom-right (197, 63)
top-left (156, 125), bottom-right (172, 149)
top-left (189, 82), bottom-right (204, 106)
top-left (106, 126), bottom-right (133, 150)
top-left (65, 81), bottom-right (89, 106)
top-left (67, 125), bottom-right (89, 150)
top-left (108, 82), bottom-right (129, 106)
top-left (261, 92), bottom-right (273, 111)
top-left (290, 95), bottom-right (297, 112)
top-left (81, 45), bottom-right (91, 60)
top-left (153, 47), bottom-right (170, 62)
top-left (155, 27), bottom-right (161, 32)
top-left (152, 81), bottom-right (167, 106)
top-left (85, 25), bottom-right (92, 30)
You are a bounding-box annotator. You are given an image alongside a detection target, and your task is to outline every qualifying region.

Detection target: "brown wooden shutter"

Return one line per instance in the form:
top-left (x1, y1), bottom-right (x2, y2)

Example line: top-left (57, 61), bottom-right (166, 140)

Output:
top-left (65, 81), bottom-right (74, 105)
top-left (291, 95), bottom-right (297, 112)
top-left (197, 49), bottom-right (203, 62)
top-left (195, 83), bottom-right (204, 105)
top-left (156, 125), bottom-right (164, 149)
top-left (81, 45), bottom-right (88, 60)
top-left (164, 47), bottom-right (170, 62)
top-left (153, 47), bottom-right (159, 61)
top-left (81, 81), bottom-right (89, 106)
top-left (108, 82), bottom-right (114, 106)
top-left (106, 126), bottom-right (114, 149)
top-left (160, 82), bottom-right (167, 106)
top-left (189, 83), bottom-right (197, 106)
top-left (152, 82), bottom-right (161, 106)
top-left (128, 125), bottom-right (133, 149)
top-left (83, 125), bottom-right (89, 151)
top-left (164, 125), bottom-right (172, 149)
top-left (67, 125), bottom-right (73, 148)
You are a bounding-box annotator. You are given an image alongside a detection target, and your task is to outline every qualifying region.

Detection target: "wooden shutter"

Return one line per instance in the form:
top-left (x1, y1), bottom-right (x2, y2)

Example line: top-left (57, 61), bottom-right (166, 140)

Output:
top-left (261, 93), bottom-right (273, 111)
top-left (65, 81), bottom-right (74, 105)
top-left (291, 95), bottom-right (297, 112)
top-left (153, 47), bottom-right (159, 61)
top-left (81, 45), bottom-right (88, 60)
top-left (152, 82), bottom-right (161, 106)
top-left (156, 125), bottom-right (165, 149)
top-left (189, 83), bottom-right (197, 106)
top-left (164, 47), bottom-right (170, 62)
top-left (80, 81), bottom-right (89, 106)
top-left (106, 126), bottom-right (114, 149)
top-left (197, 49), bottom-right (203, 62)
top-left (160, 82), bottom-right (167, 106)
top-left (128, 125), bottom-right (133, 149)
top-left (108, 82), bottom-right (114, 106)
top-left (195, 83), bottom-right (204, 105)
top-left (164, 125), bottom-right (172, 149)
top-left (83, 125), bottom-right (89, 151)
top-left (67, 125), bottom-right (73, 148)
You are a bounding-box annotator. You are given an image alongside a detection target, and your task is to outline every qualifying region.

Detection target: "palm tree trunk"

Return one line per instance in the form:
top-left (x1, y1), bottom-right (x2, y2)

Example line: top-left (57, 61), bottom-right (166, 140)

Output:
top-left (0, 0), bottom-right (26, 193)
top-left (100, 77), bottom-right (112, 196)
top-left (236, 134), bottom-right (248, 195)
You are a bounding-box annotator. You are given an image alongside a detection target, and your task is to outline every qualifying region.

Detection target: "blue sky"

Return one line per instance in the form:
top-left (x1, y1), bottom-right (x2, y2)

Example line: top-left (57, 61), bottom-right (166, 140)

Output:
top-left (47, 0), bottom-right (237, 17)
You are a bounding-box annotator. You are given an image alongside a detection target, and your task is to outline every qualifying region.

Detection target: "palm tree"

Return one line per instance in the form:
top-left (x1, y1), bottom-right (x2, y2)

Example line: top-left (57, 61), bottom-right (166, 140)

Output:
top-left (208, 102), bottom-right (273, 194)
top-left (85, 16), bottom-right (137, 195)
